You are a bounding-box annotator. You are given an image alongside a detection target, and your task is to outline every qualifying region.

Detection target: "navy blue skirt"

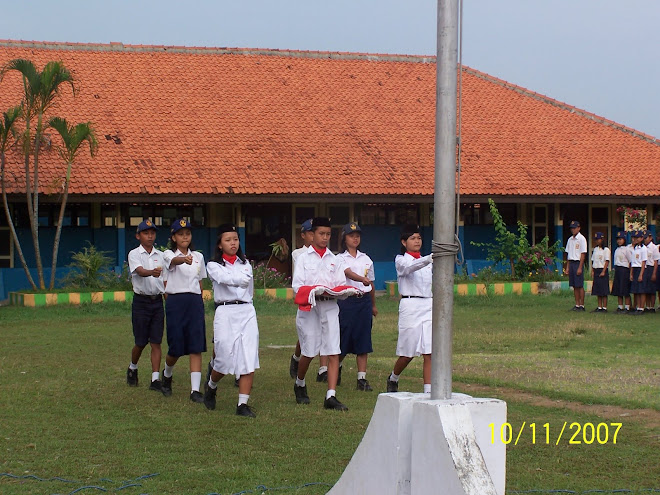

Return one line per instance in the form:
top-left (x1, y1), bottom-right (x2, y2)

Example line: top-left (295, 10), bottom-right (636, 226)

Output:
top-left (642, 266), bottom-right (656, 294)
top-left (338, 294), bottom-right (373, 356)
top-left (630, 267), bottom-right (644, 294)
top-left (165, 293), bottom-right (207, 357)
top-left (591, 268), bottom-right (610, 297)
top-left (611, 266), bottom-right (630, 297)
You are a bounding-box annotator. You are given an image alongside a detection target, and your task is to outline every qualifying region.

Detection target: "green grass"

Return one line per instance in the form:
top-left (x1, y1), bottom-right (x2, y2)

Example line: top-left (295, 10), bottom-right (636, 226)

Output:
top-left (0, 293), bottom-right (658, 494)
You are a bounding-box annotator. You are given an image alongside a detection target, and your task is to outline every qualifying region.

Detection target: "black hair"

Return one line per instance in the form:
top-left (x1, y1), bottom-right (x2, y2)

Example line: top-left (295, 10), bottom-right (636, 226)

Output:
top-left (311, 217), bottom-right (331, 231)
top-left (213, 232), bottom-right (247, 265)
top-left (400, 224), bottom-right (421, 254)
top-left (167, 230), bottom-right (195, 252)
top-left (341, 230), bottom-right (362, 252)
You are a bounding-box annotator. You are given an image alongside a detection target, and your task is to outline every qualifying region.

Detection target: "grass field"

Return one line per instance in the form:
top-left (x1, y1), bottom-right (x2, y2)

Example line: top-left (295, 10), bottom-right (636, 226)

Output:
top-left (0, 293), bottom-right (658, 494)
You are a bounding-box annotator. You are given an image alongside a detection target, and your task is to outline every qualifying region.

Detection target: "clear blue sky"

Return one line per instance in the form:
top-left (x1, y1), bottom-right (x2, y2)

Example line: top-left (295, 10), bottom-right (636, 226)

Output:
top-left (2, 0), bottom-right (659, 137)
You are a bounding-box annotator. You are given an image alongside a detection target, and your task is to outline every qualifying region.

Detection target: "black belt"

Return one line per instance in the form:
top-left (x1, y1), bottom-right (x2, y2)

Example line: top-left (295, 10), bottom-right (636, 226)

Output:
top-left (215, 301), bottom-right (248, 308)
top-left (401, 295), bottom-right (425, 298)
top-left (134, 293), bottom-right (162, 300)
top-left (316, 296), bottom-right (334, 301)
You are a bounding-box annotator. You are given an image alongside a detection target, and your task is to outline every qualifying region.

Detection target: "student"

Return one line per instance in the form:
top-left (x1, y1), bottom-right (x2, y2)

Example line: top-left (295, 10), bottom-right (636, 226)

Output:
top-left (291, 217), bottom-right (348, 411)
top-left (204, 224), bottom-right (258, 418)
top-left (289, 219), bottom-right (329, 382)
top-left (611, 230), bottom-right (632, 313)
top-left (642, 230), bottom-right (659, 312)
top-left (126, 220), bottom-right (165, 391)
top-left (161, 218), bottom-right (207, 402)
top-left (564, 220), bottom-right (587, 311)
top-left (629, 230), bottom-right (647, 315)
top-left (590, 232), bottom-right (610, 312)
top-left (337, 222), bottom-right (377, 391)
top-left (386, 224), bottom-right (433, 394)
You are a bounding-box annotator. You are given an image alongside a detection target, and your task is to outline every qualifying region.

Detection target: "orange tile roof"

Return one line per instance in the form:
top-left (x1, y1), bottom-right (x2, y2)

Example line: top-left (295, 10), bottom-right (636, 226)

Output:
top-left (0, 39), bottom-right (658, 199)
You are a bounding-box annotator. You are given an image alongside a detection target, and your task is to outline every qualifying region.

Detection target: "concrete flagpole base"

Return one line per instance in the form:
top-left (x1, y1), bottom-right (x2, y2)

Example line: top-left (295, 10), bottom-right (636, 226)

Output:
top-left (327, 392), bottom-right (506, 495)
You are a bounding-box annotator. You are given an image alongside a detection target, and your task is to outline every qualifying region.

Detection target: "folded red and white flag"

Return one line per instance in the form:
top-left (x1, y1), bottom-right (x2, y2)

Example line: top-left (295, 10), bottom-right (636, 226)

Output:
top-left (294, 285), bottom-right (364, 311)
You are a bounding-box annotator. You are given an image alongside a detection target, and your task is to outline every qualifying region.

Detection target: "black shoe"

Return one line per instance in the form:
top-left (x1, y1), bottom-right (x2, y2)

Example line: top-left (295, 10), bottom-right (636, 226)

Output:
top-left (590, 308), bottom-right (600, 313)
top-left (616, 308), bottom-right (626, 314)
top-left (578, 306), bottom-right (586, 311)
top-left (386, 378), bottom-right (398, 393)
top-left (316, 370), bottom-right (328, 383)
top-left (323, 395), bottom-right (348, 411)
top-left (161, 371), bottom-right (172, 396)
top-left (294, 384), bottom-right (310, 404)
top-left (126, 368), bottom-right (138, 387)
top-left (204, 361), bottom-right (213, 393)
top-left (356, 378), bottom-right (373, 391)
top-left (190, 391), bottom-right (204, 403)
top-left (289, 355), bottom-right (299, 379)
top-left (570, 306), bottom-right (580, 311)
top-left (149, 379), bottom-right (162, 391)
top-left (236, 403), bottom-right (256, 418)
top-left (203, 386), bottom-right (217, 410)
top-left (337, 366), bottom-right (342, 386)
top-left (601, 308), bottom-right (608, 313)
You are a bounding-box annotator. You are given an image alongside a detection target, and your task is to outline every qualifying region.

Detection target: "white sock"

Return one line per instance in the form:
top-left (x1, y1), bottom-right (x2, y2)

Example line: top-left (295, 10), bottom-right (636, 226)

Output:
top-left (357, 372), bottom-right (366, 380)
top-left (424, 384), bottom-right (431, 394)
top-left (389, 372), bottom-right (400, 383)
top-left (295, 377), bottom-right (306, 387)
top-left (163, 364), bottom-right (174, 378)
top-left (326, 389), bottom-right (336, 399)
top-left (208, 378), bottom-right (218, 390)
top-left (625, 305), bottom-right (630, 310)
top-left (190, 371), bottom-right (201, 393)
top-left (151, 371), bottom-right (160, 382)
top-left (292, 353), bottom-right (300, 362)
top-left (318, 366), bottom-right (328, 375)
top-left (618, 305), bottom-right (623, 309)
top-left (238, 394), bottom-right (249, 406)
top-left (598, 307), bottom-right (602, 310)
top-left (129, 362), bottom-right (138, 370)
top-left (339, 362), bottom-right (343, 368)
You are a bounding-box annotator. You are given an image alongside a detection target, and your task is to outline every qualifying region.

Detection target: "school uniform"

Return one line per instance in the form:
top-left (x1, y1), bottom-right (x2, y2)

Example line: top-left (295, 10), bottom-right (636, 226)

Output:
top-left (337, 250), bottom-right (375, 356)
top-left (163, 249), bottom-right (207, 357)
top-left (643, 242), bottom-right (659, 294)
top-left (630, 244), bottom-right (647, 295)
top-left (128, 245), bottom-right (165, 346)
top-left (292, 246), bottom-right (346, 358)
top-left (566, 232), bottom-right (587, 289)
top-left (395, 252), bottom-right (433, 358)
top-left (206, 259), bottom-right (260, 379)
top-left (611, 244), bottom-right (631, 297)
top-left (590, 246), bottom-right (610, 297)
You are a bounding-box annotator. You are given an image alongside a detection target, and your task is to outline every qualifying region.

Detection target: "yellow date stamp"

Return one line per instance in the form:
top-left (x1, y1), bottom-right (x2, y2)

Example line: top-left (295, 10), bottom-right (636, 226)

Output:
top-left (488, 422), bottom-right (622, 445)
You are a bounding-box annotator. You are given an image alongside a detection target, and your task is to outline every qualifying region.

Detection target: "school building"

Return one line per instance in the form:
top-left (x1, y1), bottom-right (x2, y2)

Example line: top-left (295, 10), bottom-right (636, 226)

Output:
top-left (1, 40), bottom-right (660, 297)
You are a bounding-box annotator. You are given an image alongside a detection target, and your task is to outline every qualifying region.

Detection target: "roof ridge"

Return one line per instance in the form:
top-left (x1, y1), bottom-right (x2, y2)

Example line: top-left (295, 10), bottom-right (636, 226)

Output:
top-left (0, 39), bottom-right (435, 63)
top-left (463, 66), bottom-right (659, 145)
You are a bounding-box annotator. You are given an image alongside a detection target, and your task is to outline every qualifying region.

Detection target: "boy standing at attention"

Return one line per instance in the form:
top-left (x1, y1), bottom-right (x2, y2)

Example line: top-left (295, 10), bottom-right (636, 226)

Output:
top-left (292, 217), bottom-right (348, 411)
top-left (564, 220), bottom-right (587, 311)
top-left (127, 220), bottom-right (165, 391)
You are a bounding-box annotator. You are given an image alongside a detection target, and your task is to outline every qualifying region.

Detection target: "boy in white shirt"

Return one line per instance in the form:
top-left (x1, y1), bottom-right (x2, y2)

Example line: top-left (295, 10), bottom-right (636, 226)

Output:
top-left (564, 220), bottom-right (587, 311)
top-left (642, 231), bottom-right (659, 311)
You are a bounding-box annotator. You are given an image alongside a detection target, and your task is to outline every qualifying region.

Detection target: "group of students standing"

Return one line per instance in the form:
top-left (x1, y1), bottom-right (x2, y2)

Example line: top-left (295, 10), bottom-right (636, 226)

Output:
top-left (126, 217), bottom-right (434, 417)
top-left (564, 220), bottom-right (660, 314)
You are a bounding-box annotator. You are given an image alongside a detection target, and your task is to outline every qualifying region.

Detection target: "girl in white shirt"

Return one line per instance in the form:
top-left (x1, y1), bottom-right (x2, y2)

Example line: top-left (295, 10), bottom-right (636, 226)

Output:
top-left (203, 224), bottom-right (258, 418)
top-left (611, 231), bottom-right (631, 313)
top-left (386, 225), bottom-right (433, 394)
top-left (161, 219), bottom-right (207, 402)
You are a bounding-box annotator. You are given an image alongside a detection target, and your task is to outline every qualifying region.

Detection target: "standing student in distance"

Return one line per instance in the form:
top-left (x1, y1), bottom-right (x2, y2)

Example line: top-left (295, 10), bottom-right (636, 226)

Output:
top-left (161, 218), bottom-right (207, 402)
top-left (291, 217), bottom-right (348, 411)
top-left (289, 219), bottom-right (329, 382)
top-left (386, 224), bottom-right (433, 394)
top-left (629, 230), bottom-right (647, 315)
top-left (611, 230), bottom-right (632, 313)
top-left (564, 220), bottom-right (587, 311)
top-left (337, 222), bottom-right (377, 391)
top-left (204, 224), bottom-right (259, 418)
top-left (126, 220), bottom-right (165, 391)
top-left (589, 232), bottom-right (610, 312)
top-left (642, 230), bottom-right (659, 312)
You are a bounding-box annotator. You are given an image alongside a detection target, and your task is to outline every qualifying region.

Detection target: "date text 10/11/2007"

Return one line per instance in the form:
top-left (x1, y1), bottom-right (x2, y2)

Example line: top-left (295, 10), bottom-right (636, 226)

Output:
top-left (489, 422), bottom-right (622, 446)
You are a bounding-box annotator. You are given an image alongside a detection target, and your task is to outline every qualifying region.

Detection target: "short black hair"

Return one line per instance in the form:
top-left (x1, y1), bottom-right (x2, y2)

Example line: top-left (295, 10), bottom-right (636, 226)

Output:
top-left (400, 224), bottom-right (421, 254)
top-left (311, 217), bottom-right (332, 230)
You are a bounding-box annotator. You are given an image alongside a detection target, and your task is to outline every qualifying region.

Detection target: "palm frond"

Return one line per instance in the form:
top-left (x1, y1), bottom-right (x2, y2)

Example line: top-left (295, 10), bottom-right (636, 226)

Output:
top-left (48, 117), bottom-right (97, 161)
top-left (39, 61), bottom-right (75, 111)
top-left (0, 106), bottom-right (23, 152)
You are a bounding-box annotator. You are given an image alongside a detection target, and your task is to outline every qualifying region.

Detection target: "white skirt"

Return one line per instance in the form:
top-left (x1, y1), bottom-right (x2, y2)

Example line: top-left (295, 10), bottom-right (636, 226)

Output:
top-left (396, 297), bottom-right (432, 357)
top-left (212, 303), bottom-right (260, 378)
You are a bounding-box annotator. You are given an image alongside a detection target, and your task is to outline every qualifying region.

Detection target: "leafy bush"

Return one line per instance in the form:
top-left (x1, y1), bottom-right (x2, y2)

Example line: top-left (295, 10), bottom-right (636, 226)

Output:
top-left (62, 243), bottom-right (131, 290)
top-left (252, 262), bottom-right (291, 289)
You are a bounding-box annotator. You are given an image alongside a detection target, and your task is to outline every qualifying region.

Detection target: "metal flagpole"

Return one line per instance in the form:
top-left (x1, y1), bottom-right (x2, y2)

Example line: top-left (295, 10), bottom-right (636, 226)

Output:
top-left (431, 0), bottom-right (459, 400)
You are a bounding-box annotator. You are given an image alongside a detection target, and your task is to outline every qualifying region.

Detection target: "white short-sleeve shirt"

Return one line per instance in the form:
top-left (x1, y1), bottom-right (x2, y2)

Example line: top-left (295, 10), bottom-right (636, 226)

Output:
top-left (162, 249), bottom-right (206, 294)
top-left (613, 245), bottom-right (632, 268)
top-left (566, 232), bottom-right (588, 261)
top-left (645, 242), bottom-right (660, 268)
top-left (206, 259), bottom-right (253, 303)
top-left (395, 252), bottom-right (433, 298)
top-left (338, 250), bottom-right (375, 293)
top-left (631, 244), bottom-right (648, 268)
top-left (591, 246), bottom-right (610, 269)
top-left (292, 246), bottom-right (346, 293)
top-left (127, 245), bottom-right (165, 295)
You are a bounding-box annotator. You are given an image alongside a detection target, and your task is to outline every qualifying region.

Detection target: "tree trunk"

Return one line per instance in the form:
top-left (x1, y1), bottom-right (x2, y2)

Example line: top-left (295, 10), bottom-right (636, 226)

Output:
top-left (1, 153), bottom-right (37, 289)
top-left (31, 115), bottom-right (45, 289)
top-left (49, 162), bottom-right (71, 289)
top-left (510, 258), bottom-right (515, 277)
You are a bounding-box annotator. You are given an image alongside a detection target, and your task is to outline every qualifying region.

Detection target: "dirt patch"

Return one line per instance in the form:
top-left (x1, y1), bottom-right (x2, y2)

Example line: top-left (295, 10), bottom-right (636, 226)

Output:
top-left (456, 382), bottom-right (660, 430)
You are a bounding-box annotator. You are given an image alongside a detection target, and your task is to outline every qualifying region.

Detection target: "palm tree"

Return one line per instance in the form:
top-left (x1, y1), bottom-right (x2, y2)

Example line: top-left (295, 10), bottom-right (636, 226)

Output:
top-left (0, 59), bottom-right (75, 288)
top-left (48, 117), bottom-right (97, 289)
top-left (0, 106), bottom-right (37, 289)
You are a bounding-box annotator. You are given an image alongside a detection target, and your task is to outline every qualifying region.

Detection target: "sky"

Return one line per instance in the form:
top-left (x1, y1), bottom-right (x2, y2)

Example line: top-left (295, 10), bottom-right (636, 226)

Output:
top-left (1, 0), bottom-right (659, 138)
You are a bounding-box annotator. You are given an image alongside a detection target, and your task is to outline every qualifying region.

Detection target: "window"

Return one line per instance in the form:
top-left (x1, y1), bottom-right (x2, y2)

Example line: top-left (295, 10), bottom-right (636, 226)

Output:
top-left (358, 204), bottom-right (419, 226)
top-left (122, 203), bottom-right (206, 228)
